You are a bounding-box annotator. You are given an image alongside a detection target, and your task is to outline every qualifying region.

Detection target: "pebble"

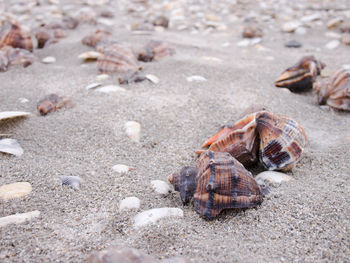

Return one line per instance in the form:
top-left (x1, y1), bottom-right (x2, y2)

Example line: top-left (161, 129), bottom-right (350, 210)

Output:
top-left (61, 176), bottom-right (81, 189)
top-left (133, 207), bottom-right (184, 228)
top-left (281, 21), bottom-right (301, 33)
top-left (325, 31), bottom-right (342, 39)
top-left (0, 211), bottom-right (40, 227)
top-left (119, 197), bottom-right (140, 211)
top-left (341, 33), bottom-right (350, 45)
top-left (0, 182), bottom-right (32, 201)
top-left (255, 171), bottom-right (293, 187)
top-left (145, 74), bottom-right (160, 84)
top-left (295, 27), bottom-right (307, 35)
top-left (151, 180), bottom-right (171, 195)
top-left (327, 18), bottom-right (343, 29)
top-left (186, 75), bottom-right (207, 82)
top-left (112, 164), bottom-right (134, 174)
top-left (301, 13), bottom-right (321, 23)
top-left (95, 85), bottom-right (126, 93)
top-left (42, 56), bottom-right (56, 64)
top-left (0, 139), bottom-right (24, 156)
top-left (18, 98), bottom-right (29, 103)
top-left (124, 121), bottom-right (141, 142)
top-left (85, 82), bottom-right (102, 90)
top-left (285, 40), bottom-right (302, 48)
top-left (325, 40), bottom-right (340, 50)
top-left (0, 111), bottom-right (30, 121)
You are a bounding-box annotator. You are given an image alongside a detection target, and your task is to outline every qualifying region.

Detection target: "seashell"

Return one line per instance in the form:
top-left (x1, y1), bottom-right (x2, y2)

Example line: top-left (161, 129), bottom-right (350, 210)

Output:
top-left (100, 10), bottom-right (115, 18)
top-left (170, 151), bottom-right (264, 219)
top-left (0, 138), bottom-right (24, 156)
top-left (42, 56), bottom-right (56, 64)
top-left (198, 113), bottom-right (260, 166)
top-left (134, 207), bottom-right (184, 228)
top-left (112, 164), bottom-right (135, 174)
top-left (124, 121), bottom-right (141, 142)
top-left (78, 51), bottom-right (102, 61)
top-left (37, 94), bottom-right (73, 116)
top-left (34, 26), bottom-right (52, 49)
top-left (60, 176), bottom-right (81, 189)
top-left (284, 40), bottom-right (302, 48)
top-left (314, 69), bottom-right (350, 111)
top-left (340, 21), bottom-right (350, 33)
top-left (3, 46), bottom-right (36, 67)
top-left (255, 111), bottom-right (307, 171)
top-left (0, 21), bottom-right (33, 51)
top-left (151, 180), bottom-right (171, 195)
top-left (186, 75), bottom-right (207, 82)
top-left (0, 111), bottom-right (30, 121)
top-left (145, 74), bottom-right (160, 84)
top-left (119, 197), bottom-right (140, 211)
top-left (97, 43), bottom-right (139, 73)
top-left (0, 49), bottom-right (8, 71)
top-left (95, 85), bottom-right (126, 93)
top-left (325, 40), bottom-right (340, 50)
top-left (152, 16), bottom-right (169, 28)
top-left (118, 69), bottom-right (146, 84)
top-left (0, 210), bottom-right (40, 228)
top-left (137, 40), bottom-right (175, 62)
top-left (275, 56), bottom-right (326, 92)
top-left (255, 171), bottom-right (293, 187)
top-left (81, 29), bottom-right (112, 48)
top-left (242, 24), bottom-right (263, 38)
top-left (53, 28), bottom-right (67, 39)
top-left (0, 182), bottom-right (32, 201)
top-left (85, 82), bottom-right (102, 90)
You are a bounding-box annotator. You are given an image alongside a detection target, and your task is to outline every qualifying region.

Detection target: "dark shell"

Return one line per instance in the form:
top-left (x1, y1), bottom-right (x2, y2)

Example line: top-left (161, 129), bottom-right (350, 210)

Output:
top-left (97, 43), bottom-right (139, 73)
top-left (61, 176), bottom-right (81, 189)
top-left (242, 24), bottom-right (263, 38)
top-left (3, 46), bottom-right (36, 67)
top-left (81, 29), bottom-right (112, 48)
top-left (34, 27), bottom-right (52, 49)
top-left (200, 113), bottom-right (260, 167)
top-left (152, 16), bottom-right (169, 28)
top-left (37, 94), bottom-right (73, 116)
top-left (194, 151), bottom-right (263, 219)
top-left (314, 69), bottom-right (350, 111)
top-left (137, 40), bottom-right (175, 62)
top-left (0, 21), bottom-right (33, 51)
top-left (255, 111), bottom-right (307, 171)
top-left (340, 21), bottom-right (350, 33)
top-left (118, 69), bottom-right (146, 84)
top-left (275, 56), bottom-right (325, 92)
top-left (168, 166), bottom-right (198, 204)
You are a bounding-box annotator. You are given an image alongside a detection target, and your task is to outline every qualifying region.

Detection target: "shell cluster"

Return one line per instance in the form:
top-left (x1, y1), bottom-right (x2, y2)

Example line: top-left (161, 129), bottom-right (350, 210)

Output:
top-left (275, 56), bottom-right (325, 92)
top-left (199, 110), bottom-right (307, 172)
top-left (314, 69), bottom-right (350, 111)
top-left (169, 151), bottom-right (264, 219)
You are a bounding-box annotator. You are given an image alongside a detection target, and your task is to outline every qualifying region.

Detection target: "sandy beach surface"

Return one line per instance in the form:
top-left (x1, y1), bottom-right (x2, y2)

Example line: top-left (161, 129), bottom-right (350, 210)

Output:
top-left (1, 0), bottom-right (350, 262)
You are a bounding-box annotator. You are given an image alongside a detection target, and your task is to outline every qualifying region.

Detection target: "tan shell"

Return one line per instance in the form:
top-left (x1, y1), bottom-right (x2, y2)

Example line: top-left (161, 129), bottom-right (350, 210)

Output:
top-left (37, 94), bottom-right (73, 116)
top-left (275, 56), bottom-right (325, 92)
top-left (242, 24), bottom-right (263, 38)
top-left (97, 43), bottom-right (139, 73)
top-left (314, 69), bottom-right (350, 111)
top-left (137, 40), bottom-right (175, 62)
top-left (0, 21), bottom-right (33, 51)
top-left (81, 29), bottom-right (111, 48)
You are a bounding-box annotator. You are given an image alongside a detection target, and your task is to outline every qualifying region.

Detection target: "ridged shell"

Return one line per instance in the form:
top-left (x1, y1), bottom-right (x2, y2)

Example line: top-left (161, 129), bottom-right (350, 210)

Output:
top-left (0, 21), bottom-right (33, 51)
top-left (255, 111), bottom-right (307, 171)
top-left (314, 69), bottom-right (350, 111)
top-left (137, 40), bottom-right (175, 62)
top-left (37, 94), bottom-right (72, 116)
top-left (97, 43), bottom-right (138, 73)
top-left (275, 56), bottom-right (325, 92)
top-left (3, 46), bottom-right (36, 67)
top-left (81, 29), bottom-right (111, 48)
top-left (200, 113), bottom-right (260, 166)
top-left (194, 151), bottom-right (263, 219)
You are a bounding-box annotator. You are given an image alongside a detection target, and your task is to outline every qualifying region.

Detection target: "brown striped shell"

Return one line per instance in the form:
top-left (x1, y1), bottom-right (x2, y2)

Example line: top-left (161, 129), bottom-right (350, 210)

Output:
top-left (81, 29), bottom-right (111, 48)
top-left (37, 94), bottom-right (73, 116)
top-left (97, 43), bottom-right (139, 73)
top-left (314, 69), bottom-right (350, 111)
top-left (199, 110), bottom-right (307, 172)
top-left (255, 111), bottom-right (307, 171)
top-left (137, 40), bottom-right (175, 62)
top-left (275, 56), bottom-right (325, 92)
top-left (0, 21), bottom-right (33, 51)
top-left (169, 151), bottom-right (264, 219)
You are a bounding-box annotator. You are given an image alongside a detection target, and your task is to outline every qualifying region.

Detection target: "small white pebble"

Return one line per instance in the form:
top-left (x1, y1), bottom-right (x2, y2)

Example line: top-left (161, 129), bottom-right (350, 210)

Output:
top-left (112, 164), bottom-right (133, 174)
top-left (18, 98), bottom-right (29, 103)
top-left (124, 121), bottom-right (141, 142)
top-left (42, 56), bottom-right (56, 64)
top-left (119, 197), bottom-right (140, 211)
top-left (86, 82), bottom-right (102, 90)
top-left (95, 85), bottom-right (126, 93)
top-left (325, 40), bottom-right (340, 50)
top-left (151, 180), bottom-right (171, 195)
top-left (186, 75), bottom-right (207, 82)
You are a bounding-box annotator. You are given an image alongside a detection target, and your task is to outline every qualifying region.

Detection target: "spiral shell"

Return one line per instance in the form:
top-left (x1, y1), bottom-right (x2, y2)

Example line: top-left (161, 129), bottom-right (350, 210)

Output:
top-left (0, 21), bottom-right (33, 51)
top-left (137, 40), bottom-right (175, 62)
top-left (314, 69), bottom-right (350, 111)
top-left (275, 56), bottom-right (325, 92)
top-left (97, 43), bottom-right (139, 73)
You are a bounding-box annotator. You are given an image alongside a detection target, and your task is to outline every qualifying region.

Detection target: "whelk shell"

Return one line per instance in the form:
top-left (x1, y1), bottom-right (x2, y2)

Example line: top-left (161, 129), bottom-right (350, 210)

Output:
top-left (314, 69), bottom-right (350, 111)
top-left (0, 21), bottom-right (33, 51)
top-left (275, 56), bottom-right (325, 92)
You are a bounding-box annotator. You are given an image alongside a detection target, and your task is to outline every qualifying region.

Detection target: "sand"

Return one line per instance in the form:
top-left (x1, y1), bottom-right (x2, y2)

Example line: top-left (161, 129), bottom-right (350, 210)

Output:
top-left (1, 0), bottom-right (350, 262)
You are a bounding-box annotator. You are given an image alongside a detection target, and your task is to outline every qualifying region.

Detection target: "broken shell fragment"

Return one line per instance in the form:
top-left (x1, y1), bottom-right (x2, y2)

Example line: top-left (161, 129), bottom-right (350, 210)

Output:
top-left (97, 43), bottom-right (139, 73)
top-left (275, 56), bottom-right (326, 92)
top-left (0, 111), bottom-right (30, 121)
top-left (124, 121), bottom-right (141, 142)
top-left (0, 21), bottom-right (33, 51)
top-left (134, 207), bottom-right (183, 228)
top-left (37, 94), bottom-right (73, 116)
top-left (151, 180), bottom-right (171, 195)
top-left (314, 69), bottom-right (350, 111)
top-left (0, 210), bottom-right (40, 228)
top-left (112, 164), bottom-right (135, 174)
top-left (0, 138), bottom-right (24, 156)
top-left (137, 40), bottom-right (175, 62)
top-left (78, 51), bottom-right (102, 61)
top-left (0, 182), bottom-right (32, 201)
